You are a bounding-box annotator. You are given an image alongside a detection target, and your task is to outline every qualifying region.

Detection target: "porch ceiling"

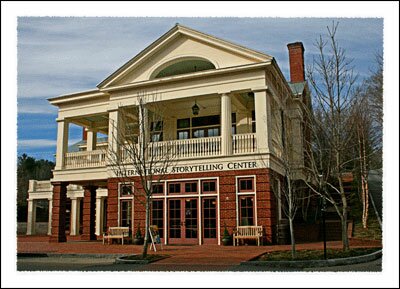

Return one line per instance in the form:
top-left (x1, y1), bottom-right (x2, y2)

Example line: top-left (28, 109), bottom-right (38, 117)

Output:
top-left (70, 114), bottom-right (109, 135)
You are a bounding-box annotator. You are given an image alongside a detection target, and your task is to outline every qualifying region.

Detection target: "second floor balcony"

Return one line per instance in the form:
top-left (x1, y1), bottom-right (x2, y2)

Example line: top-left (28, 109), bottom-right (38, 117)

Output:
top-left (63, 133), bottom-right (257, 169)
top-left (54, 90), bottom-right (278, 171)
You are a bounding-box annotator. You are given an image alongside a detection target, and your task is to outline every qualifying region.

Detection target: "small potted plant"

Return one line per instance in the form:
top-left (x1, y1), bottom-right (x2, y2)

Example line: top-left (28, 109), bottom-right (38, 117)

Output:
top-left (221, 224), bottom-right (232, 246)
top-left (133, 223), bottom-right (144, 245)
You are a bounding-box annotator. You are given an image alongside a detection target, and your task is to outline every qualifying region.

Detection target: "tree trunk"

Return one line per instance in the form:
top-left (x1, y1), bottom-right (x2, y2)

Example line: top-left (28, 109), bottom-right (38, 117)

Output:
top-left (341, 195), bottom-right (350, 251)
top-left (142, 195), bottom-right (151, 258)
top-left (289, 217), bottom-right (296, 259)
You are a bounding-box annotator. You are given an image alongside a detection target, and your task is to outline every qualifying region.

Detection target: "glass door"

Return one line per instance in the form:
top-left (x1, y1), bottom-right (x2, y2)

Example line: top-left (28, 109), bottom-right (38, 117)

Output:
top-left (168, 198), bottom-right (198, 244)
top-left (202, 197), bottom-right (217, 244)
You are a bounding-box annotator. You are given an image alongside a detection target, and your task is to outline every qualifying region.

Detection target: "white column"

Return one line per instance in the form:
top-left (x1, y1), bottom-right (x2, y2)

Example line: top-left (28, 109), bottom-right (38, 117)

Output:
top-left (254, 88), bottom-right (272, 153)
top-left (70, 197), bottom-right (81, 235)
top-left (108, 109), bottom-right (120, 163)
top-left (95, 196), bottom-right (104, 236)
top-left (86, 129), bottom-right (97, 151)
top-left (26, 200), bottom-right (36, 235)
top-left (55, 119), bottom-right (69, 170)
top-left (220, 93), bottom-right (232, 155)
top-left (47, 199), bottom-right (53, 235)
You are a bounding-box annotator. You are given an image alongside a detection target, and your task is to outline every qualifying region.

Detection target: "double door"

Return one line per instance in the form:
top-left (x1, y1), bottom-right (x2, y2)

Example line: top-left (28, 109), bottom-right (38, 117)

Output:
top-left (168, 198), bottom-right (198, 244)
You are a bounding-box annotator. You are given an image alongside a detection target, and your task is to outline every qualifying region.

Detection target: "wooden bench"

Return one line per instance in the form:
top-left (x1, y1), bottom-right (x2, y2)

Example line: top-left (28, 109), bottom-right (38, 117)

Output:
top-left (102, 227), bottom-right (130, 245)
top-left (233, 225), bottom-right (263, 246)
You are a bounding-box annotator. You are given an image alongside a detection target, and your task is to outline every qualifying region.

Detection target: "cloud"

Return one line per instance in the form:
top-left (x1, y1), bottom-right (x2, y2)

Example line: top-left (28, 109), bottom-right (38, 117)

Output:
top-left (18, 138), bottom-right (81, 149)
top-left (18, 139), bottom-right (57, 148)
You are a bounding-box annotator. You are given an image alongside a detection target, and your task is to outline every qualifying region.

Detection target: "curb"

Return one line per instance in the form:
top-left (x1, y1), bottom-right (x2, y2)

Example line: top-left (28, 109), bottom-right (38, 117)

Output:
top-left (17, 253), bottom-right (126, 259)
top-left (115, 255), bottom-right (149, 264)
top-left (115, 254), bottom-right (170, 264)
top-left (240, 249), bottom-right (382, 268)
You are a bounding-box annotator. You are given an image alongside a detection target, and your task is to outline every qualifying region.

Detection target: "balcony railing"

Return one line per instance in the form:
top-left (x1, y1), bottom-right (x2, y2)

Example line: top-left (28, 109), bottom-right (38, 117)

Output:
top-left (65, 150), bottom-right (106, 169)
top-left (233, 133), bottom-right (257, 154)
top-left (63, 134), bottom-right (257, 169)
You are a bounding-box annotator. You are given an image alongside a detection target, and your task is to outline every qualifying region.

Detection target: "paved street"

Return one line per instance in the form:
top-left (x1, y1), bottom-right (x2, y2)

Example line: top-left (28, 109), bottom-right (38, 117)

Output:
top-left (16, 236), bottom-right (382, 272)
top-left (17, 255), bottom-right (382, 272)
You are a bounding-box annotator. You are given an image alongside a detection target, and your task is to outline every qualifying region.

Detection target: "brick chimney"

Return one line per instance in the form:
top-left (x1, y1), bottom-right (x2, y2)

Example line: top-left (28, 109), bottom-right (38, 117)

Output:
top-left (287, 42), bottom-right (305, 83)
top-left (82, 127), bottom-right (87, 141)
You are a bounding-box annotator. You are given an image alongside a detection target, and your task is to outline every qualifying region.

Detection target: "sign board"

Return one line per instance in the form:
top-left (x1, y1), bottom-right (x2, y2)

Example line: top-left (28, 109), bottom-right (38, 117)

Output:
top-left (149, 225), bottom-right (162, 252)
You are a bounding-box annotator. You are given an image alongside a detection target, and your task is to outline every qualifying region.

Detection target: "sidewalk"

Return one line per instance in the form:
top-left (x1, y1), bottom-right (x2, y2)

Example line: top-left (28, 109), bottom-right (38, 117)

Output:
top-left (17, 235), bottom-right (382, 267)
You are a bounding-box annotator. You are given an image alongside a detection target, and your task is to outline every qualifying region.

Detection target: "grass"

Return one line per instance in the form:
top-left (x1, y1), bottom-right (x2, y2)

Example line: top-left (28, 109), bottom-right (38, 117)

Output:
top-left (256, 248), bottom-right (381, 261)
top-left (352, 216), bottom-right (382, 240)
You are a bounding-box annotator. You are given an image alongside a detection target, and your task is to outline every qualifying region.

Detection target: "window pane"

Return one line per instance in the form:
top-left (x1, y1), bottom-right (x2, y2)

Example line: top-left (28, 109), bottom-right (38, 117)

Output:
top-left (178, 130), bottom-right (189, 140)
top-left (192, 115), bottom-right (220, 127)
top-left (177, 118), bottom-right (190, 129)
top-left (168, 183), bottom-right (181, 194)
top-left (202, 180), bottom-right (216, 193)
top-left (193, 129), bottom-right (205, 138)
top-left (152, 184), bottom-right (163, 194)
top-left (120, 200), bottom-right (132, 227)
top-left (120, 185), bottom-right (133, 197)
top-left (239, 178), bottom-right (253, 191)
top-left (240, 196), bottom-right (254, 226)
top-left (151, 200), bottom-right (164, 237)
top-left (185, 182), bottom-right (197, 193)
top-left (207, 127), bottom-right (219, 137)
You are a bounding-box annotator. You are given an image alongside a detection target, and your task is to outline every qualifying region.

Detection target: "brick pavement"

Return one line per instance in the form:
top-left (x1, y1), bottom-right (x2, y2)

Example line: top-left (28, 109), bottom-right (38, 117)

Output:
top-left (17, 235), bottom-right (382, 267)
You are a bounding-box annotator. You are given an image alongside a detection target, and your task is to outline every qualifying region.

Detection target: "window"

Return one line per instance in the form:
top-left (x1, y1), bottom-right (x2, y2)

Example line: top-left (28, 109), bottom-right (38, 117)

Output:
top-left (201, 180), bottom-right (217, 194)
top-left (177, 118), bottom-right (190, 140)
top-left (239, 196), bottom-right (254, 226)
top-left (177, 115), bottom-right (220, 139)
top-left (151, 200), bottom-right (164, 238)
top-left (203, 198), bottom-right (217, 238)
top-left (120, 200), bottom-right (132, 227)
top-left (120, 184), bottom-right (133, 197)
top-left (185, 182), bottom-right (197, 193)
top-left (150, 121), bottom-right (163, 142)
top-left (232, 113), bottom-right (237, 135)
top-left (251, 111), bottom-right (256, 133)
top-left (152, 183), bottom-right (164, 195)
top-left (168, 183), bottom-right (181, 194)
top-left (238, 178), bottom-right (254, 192)
top-left (119, 183), bottom-right (133, 227)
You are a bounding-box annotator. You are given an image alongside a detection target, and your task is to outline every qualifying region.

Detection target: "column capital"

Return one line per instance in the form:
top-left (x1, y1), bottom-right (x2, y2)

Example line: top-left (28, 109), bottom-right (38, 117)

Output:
top-left (56, 117), bottom-right (68, 123)
top-left (83, 185), bottom-right (98, 191)
top-left (251, 86), bottom-right (269, 93)
top-left (51, 181), bottom-right (69, 187)
top-left (218, 91), bottom-right (231, 96)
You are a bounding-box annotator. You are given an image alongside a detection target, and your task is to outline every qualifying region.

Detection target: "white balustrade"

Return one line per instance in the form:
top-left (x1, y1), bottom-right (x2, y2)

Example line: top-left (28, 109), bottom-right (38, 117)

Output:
top-left (64, 150), bottom-right (106, 169)
top-left (233, 133), bottom-right (257, 154)
top-left (64, 134), bottom-right (257, 168)
top-left (120, 136), bottom-right (222, 162)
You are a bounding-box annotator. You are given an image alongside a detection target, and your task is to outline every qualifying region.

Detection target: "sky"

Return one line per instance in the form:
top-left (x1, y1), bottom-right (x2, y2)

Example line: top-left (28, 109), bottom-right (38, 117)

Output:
top-left (16, 16), bottom-right (384, 161)
top-left (2, 2), bottom-right (399, 288)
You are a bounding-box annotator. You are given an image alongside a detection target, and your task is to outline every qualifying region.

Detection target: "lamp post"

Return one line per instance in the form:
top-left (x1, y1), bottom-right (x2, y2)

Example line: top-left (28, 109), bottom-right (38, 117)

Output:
top-left (321, 196), bottom-right (327, 260)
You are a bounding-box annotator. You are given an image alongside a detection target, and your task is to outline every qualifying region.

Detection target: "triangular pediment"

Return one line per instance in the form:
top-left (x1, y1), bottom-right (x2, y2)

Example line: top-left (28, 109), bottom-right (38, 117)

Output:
top-left (98, 24), bottom-right (272, 88)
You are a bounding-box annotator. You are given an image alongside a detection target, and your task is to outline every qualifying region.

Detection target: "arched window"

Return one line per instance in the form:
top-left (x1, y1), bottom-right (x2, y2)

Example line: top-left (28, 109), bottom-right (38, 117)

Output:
top-left (152, 58), bottom-right (216, 79)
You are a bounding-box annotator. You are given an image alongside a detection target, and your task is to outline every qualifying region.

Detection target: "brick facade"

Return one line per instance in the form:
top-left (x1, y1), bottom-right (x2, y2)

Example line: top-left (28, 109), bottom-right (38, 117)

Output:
top-left (81, 186), bottom-right (97, 240)
top-left (49, 182), bottom-right (68, 243)
top-left (106, 168), bottom-right (279, 244)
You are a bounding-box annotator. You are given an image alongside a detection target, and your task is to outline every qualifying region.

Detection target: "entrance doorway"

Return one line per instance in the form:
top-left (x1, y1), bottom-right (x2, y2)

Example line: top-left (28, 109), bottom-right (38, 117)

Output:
top-left (168, 198), bottom-right (198, 244)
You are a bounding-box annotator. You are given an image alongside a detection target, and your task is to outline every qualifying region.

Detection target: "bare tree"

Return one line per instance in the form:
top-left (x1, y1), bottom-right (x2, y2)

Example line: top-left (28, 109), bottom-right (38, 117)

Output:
top-left (106, 92), bottom-right (175, 258)
top-left (267, 100), bottom-right (304, 259)
top-left (304, 22), bottom-right (359, 251)
top-left (353, 55), bottom-right (383, 228)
